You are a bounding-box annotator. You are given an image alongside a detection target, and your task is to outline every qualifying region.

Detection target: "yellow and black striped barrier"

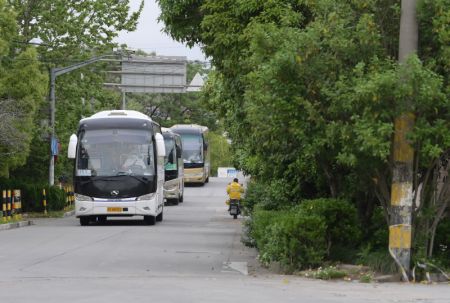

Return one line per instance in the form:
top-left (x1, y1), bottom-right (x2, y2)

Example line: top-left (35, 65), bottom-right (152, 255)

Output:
top-left (6, 190), bottom-right (12, 221)
top-left (71, 186), bottom-right (75, 206)
top-left (2, 190), bottom-right (7, 223)
top-left (1, 189), bottom-right (22, 222)
top-left (64, 185), bottom-right (75, 208)
top-left (42, 188), bottom-right (47, 215)
top-left (13, 189), bottom-right (22, 220)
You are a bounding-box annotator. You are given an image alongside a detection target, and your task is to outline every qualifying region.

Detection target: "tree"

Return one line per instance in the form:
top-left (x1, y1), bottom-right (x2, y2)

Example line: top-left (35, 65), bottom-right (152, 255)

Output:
top-left (0, 0), bottom-right (47, 177)
top-left (158, 0), bottom-right (450, 268)
top-left (6, 0), bottom-right (144, 183)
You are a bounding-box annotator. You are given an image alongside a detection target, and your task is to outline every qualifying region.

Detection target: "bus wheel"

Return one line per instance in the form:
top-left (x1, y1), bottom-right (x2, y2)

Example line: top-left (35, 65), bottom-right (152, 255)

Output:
top-left (168, 198), bottom-right (179, 206)
top-left (143, 215), bottom-right (156, 225)
top-left (179, 194), bottom-right (183, 203)
top-left (156, 209), bottom-right (163, 222)
top-left (205, 177), bottom-right (209, 183)
top-left (233, 214), bottom-right (238, 220)
top-left (80, 217), bottom-right (90, 226)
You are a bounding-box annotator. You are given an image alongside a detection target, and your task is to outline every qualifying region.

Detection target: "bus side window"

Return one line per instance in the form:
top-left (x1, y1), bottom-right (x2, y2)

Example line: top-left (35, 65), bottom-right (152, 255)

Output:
top-left (176, 137), bottom-right (182, 158)
top-left (79, 147), bottom-right (89, 169)
top-left (203, 134), bottom-right (208, 151)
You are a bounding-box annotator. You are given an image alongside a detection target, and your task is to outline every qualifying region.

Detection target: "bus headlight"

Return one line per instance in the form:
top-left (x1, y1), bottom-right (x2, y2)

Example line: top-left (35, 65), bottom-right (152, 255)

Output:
top-left (75, 193), bottom-right (93, 201)
top-left (137, 192), bottom-right (156, 201)
top-left (164, 183), bottom-right (178, 190)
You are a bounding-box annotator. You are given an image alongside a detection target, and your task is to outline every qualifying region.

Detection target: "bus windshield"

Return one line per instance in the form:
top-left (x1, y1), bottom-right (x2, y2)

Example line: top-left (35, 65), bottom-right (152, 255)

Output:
top-left (76, 129), bottom-right (155, 177)
top-left (163, 137), bottom-right (177, 171)
top-left (180, 134), bottom-right (203, 163)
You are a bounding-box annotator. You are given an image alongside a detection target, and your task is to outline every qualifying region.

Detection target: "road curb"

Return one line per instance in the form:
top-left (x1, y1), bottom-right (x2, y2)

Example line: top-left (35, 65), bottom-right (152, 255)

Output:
top-left (0, 220), bottom-right (34, 231)
top-left (63, 210), bottom-right (75, 217)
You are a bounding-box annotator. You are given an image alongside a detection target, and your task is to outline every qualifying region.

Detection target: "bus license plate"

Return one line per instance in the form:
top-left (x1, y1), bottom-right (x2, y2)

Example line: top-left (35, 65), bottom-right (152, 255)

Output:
top-left (107, 207), bottom-right (122, 213)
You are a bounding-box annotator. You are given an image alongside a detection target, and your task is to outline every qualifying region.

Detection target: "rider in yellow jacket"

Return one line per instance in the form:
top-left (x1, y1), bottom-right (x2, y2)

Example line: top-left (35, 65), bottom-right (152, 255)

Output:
top-left (227, 178), bottom-right (244, 201)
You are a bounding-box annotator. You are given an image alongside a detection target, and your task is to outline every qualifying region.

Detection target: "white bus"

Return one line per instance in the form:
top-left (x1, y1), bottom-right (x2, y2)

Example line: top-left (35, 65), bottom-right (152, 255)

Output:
top-left (162, 128), bottom-right (184, 205)
top-left (67, 110), bottom-right (166, 226)
top-left (170, 124), bottom-right (210, 185)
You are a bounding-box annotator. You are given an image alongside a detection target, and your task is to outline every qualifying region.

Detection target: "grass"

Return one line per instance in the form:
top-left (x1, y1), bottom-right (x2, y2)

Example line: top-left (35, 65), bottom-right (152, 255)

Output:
top-left (359, 273), bottom-right (374, 283)
top-left (298, 264), bottom-right (377, 283)
top-left (299, 266), bottom-right (347, 280)
top-left (0, 217), bottom-right (21, 224)
top-left (357, 248), bottom-right (398, 274)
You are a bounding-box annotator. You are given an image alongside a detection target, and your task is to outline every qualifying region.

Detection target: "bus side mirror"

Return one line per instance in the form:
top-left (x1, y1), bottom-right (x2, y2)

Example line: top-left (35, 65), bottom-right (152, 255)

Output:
top-left (67, 134), bottom-right (78, 159)
top-left (155, 133), bottom-right (166, 157)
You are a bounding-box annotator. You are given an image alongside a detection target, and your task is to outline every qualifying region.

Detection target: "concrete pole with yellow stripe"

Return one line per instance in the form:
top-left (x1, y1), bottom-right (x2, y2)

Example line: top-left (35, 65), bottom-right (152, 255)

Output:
top-left (389, 0), bottom-right (418, 281)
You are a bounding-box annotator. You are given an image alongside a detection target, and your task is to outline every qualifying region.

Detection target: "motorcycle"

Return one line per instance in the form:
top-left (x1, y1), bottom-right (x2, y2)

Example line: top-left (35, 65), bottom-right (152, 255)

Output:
top-left (229, 199), bottom-right (241, 219)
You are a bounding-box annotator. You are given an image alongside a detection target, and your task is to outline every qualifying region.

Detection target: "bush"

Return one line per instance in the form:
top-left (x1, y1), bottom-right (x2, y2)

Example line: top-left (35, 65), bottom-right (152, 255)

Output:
top-left (433, 217), bottom-right (450, 269)
top-left (357, 245), bottom-right (397, 274)
top-left (241, 180), bottom-right (266, 214)
top-left (250, 207), bottom-right (281, 250)
top-left (251, 206), bottom-right (327, 270)
top-left (242, 179), bottom-right (295, 214)
top-left (247, 197), bottom-right (363, 271)
top-left (261, 212), bottom-right (327, 270)
top-left (47, 186), bottom-right (67, 211)
top-left (298, 198), bottom-right (362, 257)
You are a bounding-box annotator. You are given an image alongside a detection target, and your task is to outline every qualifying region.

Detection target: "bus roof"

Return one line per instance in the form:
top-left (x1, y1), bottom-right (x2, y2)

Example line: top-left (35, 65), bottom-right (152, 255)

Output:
top-left (162, 127), bottom-right (180, 138)
top-left (80, 110), bottom-right (153, 123)
top-left (170, 124), bottom-right (208, 134)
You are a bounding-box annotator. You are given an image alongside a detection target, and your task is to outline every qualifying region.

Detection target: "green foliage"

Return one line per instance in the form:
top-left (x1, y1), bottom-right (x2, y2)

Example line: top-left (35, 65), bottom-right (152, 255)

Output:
top-left (159, 0), bottom-right (450, 266)
top-left (0, 1), bottom-right (48, 178)
top-left (310, 266), bottom-right (347, 280)
top-left (208, 132), bottom-right (232, 176)
top-left (359, 273), bottom-right (374, 283)
top-left (432, 217), bottom-right (450, 268)
top-left (298, 199), bottom-right (362, 254)
top-left (251, 207), bottom-right (327, 270)
top-left (241, 180), bottom-right (267, 214)
top-left (3, 0), bottom-right (144, 183)
top-left (47, 186), bottom-right (66, 211)
top-left (357, 245), bottom-right (398, 274)
top-left (242, 179), bottom-right (298, 214)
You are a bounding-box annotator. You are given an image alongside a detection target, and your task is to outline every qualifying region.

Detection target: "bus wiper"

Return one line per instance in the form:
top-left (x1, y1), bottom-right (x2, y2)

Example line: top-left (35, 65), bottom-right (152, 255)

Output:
top-left (79, 177), bottom-right (118, 185)
top-left (115, 172), bottom-right (149, 183)
top-left (126, 174), bottom-right (149, 184)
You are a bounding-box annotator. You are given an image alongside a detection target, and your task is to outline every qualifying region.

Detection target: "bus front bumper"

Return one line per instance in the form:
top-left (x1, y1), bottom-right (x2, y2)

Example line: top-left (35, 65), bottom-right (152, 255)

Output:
top-left (75, 198), bottom-right (159, 217)
top-left (183, 168), bottom-right (205, 183)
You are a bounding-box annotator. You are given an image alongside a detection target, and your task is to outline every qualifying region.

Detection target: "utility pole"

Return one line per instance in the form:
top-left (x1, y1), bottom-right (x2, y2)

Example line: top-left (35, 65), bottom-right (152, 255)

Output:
top-left (122, 90), bottom-right (126, 110)
top-left (389, 0), bottom-right (418, 281)
top-left (48, 54), bottom-right (120, 186)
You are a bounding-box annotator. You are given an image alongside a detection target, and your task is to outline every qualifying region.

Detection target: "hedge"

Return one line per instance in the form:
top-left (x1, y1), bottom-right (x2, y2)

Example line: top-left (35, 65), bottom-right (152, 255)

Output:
top-left (248, 198), bottom-right (362, 270)
top-left (0, 179), bottom-right (67, 212)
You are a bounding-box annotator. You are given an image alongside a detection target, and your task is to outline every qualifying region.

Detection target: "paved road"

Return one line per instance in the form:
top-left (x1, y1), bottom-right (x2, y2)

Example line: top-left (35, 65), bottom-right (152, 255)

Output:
top-left (0, 177), bottom-right (448, 302)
